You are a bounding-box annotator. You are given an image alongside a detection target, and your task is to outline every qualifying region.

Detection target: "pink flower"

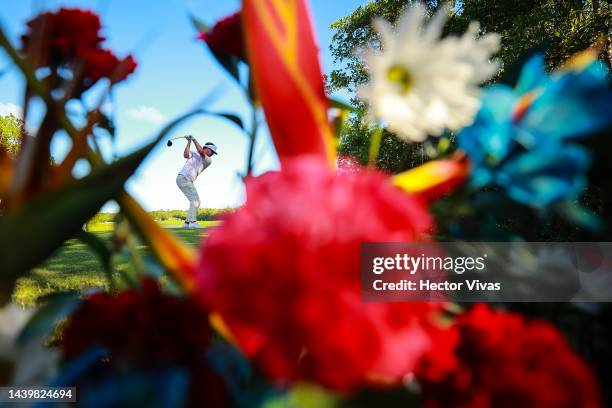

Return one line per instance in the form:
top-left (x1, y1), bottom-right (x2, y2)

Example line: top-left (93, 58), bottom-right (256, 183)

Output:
top-left (197, 156), bottom-right (441, 391)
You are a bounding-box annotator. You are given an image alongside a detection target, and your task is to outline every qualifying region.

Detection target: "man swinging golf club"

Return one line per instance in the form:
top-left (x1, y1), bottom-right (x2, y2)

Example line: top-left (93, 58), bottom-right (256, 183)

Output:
top-left (174, 135), bottom-right (218, 229)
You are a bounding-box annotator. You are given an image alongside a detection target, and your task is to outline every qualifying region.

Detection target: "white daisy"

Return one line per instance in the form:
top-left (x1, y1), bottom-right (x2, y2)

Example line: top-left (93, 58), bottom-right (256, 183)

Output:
top-left (358, 4), bottom-right (500, 142)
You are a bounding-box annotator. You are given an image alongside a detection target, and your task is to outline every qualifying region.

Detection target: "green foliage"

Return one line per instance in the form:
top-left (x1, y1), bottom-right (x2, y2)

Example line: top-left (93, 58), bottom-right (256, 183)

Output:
top-left (456, 0), bottom-right (612, 73)
top-left (0, 114), bottom-right (24, 157)
top-left (338, 115), bottom-right (426, 173)
top-left (329, 0), bottom-right (612, 173)
top-left (0, 114), bottom-right (56, 165)
top-left (329, 0), bottom-right (420, 94)
top-left (330, 0), bottom-right (611, 94)
top-left (149, 208), bottom-right (233, 222)
top-left (87, 208), bottom-right (234, 228)
top-left (0, 142), bottom-right (157, 302)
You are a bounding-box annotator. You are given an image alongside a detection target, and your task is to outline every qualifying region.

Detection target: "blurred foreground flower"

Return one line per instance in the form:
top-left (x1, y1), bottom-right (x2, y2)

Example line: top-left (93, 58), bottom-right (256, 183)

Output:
top-left (392, 151), bottom-right (470, 202)
top-left (21, 7), bottom-right (136, 94)
top-left (417, 304), bottom-right (601, 408)
top-left (242, 0), bottom-right (336, 166)
top-left (60, 279), bottom-right (228, 407)
top-left (197, 12), bottom-right (245, 60)
top-left (359, 4), bottom-right (500, 142)
top-left (21, 8), bottom-right (103, 65)
top-left (0, 303), bottom-right (32, 360)
top-left (458, 53), bottom-right (612, 207)
top-left (82, 49), bottom-right (137, 85)
top-left (198, 157), bottom-right (443, 391)
top-left (335, 155), bottom-right (362, 177)
top-left (0, 303), bottom-right (59, 386)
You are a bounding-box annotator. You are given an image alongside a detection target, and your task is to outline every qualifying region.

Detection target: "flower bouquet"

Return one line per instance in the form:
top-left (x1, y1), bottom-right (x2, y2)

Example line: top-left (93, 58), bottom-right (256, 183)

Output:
top-left (1, 1), bottom-right (611, 407)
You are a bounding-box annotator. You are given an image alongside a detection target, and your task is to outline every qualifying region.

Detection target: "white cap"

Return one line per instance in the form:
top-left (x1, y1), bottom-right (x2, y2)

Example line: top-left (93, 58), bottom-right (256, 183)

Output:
top-left (204, 142), bottom-right (218, 155)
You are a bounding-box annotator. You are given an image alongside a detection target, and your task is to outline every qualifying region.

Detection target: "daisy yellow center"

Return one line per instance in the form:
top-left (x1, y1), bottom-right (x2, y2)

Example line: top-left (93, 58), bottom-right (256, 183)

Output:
top-left (387, 65), bottom-right (413, 93)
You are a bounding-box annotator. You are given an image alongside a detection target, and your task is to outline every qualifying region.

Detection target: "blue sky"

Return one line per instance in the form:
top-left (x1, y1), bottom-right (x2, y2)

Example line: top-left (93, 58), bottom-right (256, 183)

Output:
top-left (0, 0), bottom-right (366, 211)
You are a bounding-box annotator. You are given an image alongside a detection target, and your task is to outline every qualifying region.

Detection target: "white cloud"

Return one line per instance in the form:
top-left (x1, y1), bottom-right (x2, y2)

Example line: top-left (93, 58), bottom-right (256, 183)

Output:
top-left (126, 105), bottom-right (165, 123)
top-left (0, 103), bottom-right (22, 118)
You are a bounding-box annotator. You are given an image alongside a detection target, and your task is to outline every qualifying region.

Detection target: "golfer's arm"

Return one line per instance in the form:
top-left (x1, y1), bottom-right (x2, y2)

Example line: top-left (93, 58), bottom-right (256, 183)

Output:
top-left (192, 138), bottom-right (205, 156)
top-left (183, 140), bottom-right (191, 159)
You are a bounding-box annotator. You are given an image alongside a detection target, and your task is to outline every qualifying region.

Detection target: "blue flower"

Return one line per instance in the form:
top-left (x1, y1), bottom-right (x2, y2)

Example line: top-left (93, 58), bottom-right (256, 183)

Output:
top-left (458, 53), bottom-right (612, 207)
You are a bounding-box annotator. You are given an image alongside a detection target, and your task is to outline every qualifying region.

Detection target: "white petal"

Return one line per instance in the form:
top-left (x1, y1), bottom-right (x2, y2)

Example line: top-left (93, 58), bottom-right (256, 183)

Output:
top-left (359, 4), bottom-right (500, 141)
top-left (373, 18), bottom-right (395, 49)
top-left (396, 3), bottom-right (426, 41)
top-left (422, 4), bottom-right (450, 44)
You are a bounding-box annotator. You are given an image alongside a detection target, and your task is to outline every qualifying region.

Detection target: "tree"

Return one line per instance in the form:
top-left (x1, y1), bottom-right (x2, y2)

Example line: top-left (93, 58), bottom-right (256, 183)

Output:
top-left (0, 114), bottom-right (25, 158)
top-left (329, 0), bottom-right (612, 172)
top-left (337, 114), bottom-right (428, 173)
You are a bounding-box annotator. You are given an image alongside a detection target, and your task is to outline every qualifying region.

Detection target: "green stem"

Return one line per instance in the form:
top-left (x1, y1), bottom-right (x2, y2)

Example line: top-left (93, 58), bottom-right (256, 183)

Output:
top-left (246, 105), bottom-right (258, 176)
top-left (368, 127), bottom-right (384, 167)
top-left (125, 234), bottom-right (145, 284)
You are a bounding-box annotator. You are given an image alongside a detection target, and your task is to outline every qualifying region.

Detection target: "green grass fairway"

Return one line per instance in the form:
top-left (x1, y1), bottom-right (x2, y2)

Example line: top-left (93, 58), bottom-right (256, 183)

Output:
top-left (12, 228), bottom-right (210, 307)
top-left (87, 220), bottom-right (221, 232)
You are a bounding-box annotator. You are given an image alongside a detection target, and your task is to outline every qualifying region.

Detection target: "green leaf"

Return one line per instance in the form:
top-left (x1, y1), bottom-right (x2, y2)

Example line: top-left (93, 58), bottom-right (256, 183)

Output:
top-left (211, 51), bottom-right (241, 83)
top-left (189, 13), bottom-right (210, 33)
top-left (189, 13), bottom-right (241, 82)
top-left (0, 146), bottom-right (151, 302)
top-left (329, 97), bottom-right (354, 112)
top-left (208, 111), bottom-right (244, 129)
top-left (75, 230), bottom-right (114, 288)
top-left (17, 291), bottom-right (81, 345)
top-left (368, 127), bottom-right (384, 166)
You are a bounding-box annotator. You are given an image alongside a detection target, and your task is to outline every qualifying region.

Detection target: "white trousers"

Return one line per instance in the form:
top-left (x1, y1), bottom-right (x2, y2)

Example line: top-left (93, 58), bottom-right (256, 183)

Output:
top-left (176, 174), bottom-right (200, 223)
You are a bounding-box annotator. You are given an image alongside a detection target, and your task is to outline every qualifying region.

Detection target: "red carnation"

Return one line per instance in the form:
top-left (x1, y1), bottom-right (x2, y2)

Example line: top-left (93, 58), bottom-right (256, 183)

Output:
top-left (197, 156), bottom-right (442, 391)
top-left (22, 8), bottom-right (104, 67)
top-left (21, 8), bottom-right (136, 92)
top-left (416, 304), bottom-right (601, 408)
top-left (115, 54), bottom-right (138, 82)
top-left (197, 12), bottom-right (245, 60)
top-left (82, 49), bottom-right (137, 84)
top-left (60, 278), bottom-right (228, 407)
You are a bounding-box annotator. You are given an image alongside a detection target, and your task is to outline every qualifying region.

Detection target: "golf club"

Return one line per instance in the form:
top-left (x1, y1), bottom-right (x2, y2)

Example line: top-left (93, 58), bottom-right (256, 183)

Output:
top-left (166, 135), bottom-right (191, 147)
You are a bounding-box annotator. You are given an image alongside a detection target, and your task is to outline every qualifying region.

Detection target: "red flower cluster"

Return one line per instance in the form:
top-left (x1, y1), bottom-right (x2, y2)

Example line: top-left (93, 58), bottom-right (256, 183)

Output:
top-left (22, 8), bottom-right (103, 65)
top-left (197, 156), bottom-right (442, 391)
top-left (416, 304), bottom-right (601, 408)
top-left (82, 50), bottom-right (137, 84)
top-left (21, 8), bottom-right (136, 88)
top-left (60, 279), bottom-right (228, 407)
top-left (197, 12), bottom-right (245, 60)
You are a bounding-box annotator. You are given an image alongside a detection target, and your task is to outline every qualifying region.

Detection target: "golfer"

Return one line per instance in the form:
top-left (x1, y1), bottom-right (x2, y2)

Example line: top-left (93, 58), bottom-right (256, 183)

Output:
top-left (176, 136), bottom-right (218, 229)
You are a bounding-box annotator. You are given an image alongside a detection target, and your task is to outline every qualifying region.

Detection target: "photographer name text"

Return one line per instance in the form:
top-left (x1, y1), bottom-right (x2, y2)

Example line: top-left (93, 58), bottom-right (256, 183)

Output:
top-left (370, 253), bottom-right (500, 292)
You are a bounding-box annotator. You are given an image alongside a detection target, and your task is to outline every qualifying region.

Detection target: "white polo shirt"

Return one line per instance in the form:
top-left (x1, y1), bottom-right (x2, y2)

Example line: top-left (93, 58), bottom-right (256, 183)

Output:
top-left (179, 150), bottom-right (212, 182)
